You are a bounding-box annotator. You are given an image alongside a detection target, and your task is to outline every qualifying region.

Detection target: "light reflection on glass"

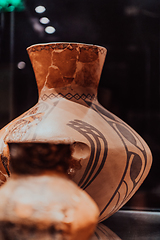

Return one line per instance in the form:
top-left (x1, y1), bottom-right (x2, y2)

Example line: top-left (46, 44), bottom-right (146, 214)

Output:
top-left (17, 61), bottom-right (26, 69)
top-left (45, 26), bottom-right (56, 34)
top-left (35, 5), bottom-right (46, 13)
top-left (40, 17), bottom-right (50, 24)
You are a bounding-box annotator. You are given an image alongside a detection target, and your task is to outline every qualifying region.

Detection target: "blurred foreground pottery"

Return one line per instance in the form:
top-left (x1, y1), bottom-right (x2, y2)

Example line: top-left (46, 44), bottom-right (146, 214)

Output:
top-left (0, 142), bottom-right (99, 240)
top-left (0, 42), bottom-right (152, 221)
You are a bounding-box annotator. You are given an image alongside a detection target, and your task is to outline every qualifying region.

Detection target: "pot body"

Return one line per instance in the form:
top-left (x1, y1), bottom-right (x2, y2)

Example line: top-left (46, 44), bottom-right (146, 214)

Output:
top-left (0, 43), bottom-right (152, 221)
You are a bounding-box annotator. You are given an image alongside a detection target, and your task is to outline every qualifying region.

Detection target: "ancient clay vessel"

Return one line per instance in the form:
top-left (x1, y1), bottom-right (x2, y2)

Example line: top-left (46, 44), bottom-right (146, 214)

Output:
top-left (0, 142), bottom-right (99, 240)
top-left (0, 43), bottom-right (152, 221)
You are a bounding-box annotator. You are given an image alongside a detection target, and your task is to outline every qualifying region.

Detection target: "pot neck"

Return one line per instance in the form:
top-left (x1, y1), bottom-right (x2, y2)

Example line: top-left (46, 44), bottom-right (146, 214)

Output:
top-left (38, 84), bottom-right (97, 106)
top-left (27, 43), bottom-right (107, 105)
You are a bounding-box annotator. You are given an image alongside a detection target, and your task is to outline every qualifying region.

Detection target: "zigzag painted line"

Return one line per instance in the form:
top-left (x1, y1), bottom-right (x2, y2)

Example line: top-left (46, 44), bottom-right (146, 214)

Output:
top-left (41, 92), bottom-right (95, 101)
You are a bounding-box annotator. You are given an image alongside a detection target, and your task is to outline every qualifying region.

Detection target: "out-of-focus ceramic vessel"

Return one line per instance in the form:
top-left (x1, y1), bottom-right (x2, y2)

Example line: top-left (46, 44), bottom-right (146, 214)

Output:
top-left (0, 142), bottom-right (99, 240)
top-left (0, 223), bottom-right (121, 240)
top-left (0, 43), bottom-right (152, 221)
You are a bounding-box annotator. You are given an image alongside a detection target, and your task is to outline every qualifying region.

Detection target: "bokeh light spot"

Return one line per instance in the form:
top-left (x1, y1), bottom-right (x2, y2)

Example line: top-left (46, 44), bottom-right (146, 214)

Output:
top-left (35, 5), bottom-right (46, 13)
top-left (17, 61), bottom-right (26, 69)
top-left (45, 26), bottom-right (56, 34)
top-left (40, 17), bottom-right (50, 24)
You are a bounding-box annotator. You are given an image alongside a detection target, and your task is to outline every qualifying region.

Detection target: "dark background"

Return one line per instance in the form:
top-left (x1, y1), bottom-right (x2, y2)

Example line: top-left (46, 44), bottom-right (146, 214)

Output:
top-left (0, 0), bottom-right (160, 210)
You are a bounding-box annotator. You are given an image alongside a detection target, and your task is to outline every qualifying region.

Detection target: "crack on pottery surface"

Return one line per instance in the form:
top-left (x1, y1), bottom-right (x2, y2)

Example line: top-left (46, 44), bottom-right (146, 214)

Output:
top-left (28, 43), bottom-right (106, 91)
top-left (45, 47), bottom-right (78, 88)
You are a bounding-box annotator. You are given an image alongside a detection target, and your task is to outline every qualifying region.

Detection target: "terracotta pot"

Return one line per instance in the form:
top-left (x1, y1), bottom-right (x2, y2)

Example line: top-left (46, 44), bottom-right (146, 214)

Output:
top-left (0, 43), bottom-right (152, 221)
top-left (0, 142), bottom-right (99, 240)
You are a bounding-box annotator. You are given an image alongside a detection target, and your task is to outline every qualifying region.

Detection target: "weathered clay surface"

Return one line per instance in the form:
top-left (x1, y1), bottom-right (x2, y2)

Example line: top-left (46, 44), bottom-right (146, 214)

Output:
top-left (0, 43), bottom-right (152, 221)
top-left (27, 43), bottom-right (104, 93)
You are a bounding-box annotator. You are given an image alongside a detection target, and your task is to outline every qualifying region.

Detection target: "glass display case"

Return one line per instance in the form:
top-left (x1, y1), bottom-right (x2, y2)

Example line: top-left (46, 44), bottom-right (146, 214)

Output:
top-left (0, 0), bottom-right (159, 239)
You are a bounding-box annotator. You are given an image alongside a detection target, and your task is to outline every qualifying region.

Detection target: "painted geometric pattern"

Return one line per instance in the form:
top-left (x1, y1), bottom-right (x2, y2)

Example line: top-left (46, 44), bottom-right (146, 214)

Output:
top-left (41, 92), bottom-right (95, 101)
top-left (67, 103), bottom-right (148, 220)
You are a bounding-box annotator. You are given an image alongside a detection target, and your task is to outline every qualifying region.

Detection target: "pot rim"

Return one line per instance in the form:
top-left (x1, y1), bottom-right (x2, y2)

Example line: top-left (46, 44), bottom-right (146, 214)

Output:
top-left (27, 42), bottom-right (107, 52)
